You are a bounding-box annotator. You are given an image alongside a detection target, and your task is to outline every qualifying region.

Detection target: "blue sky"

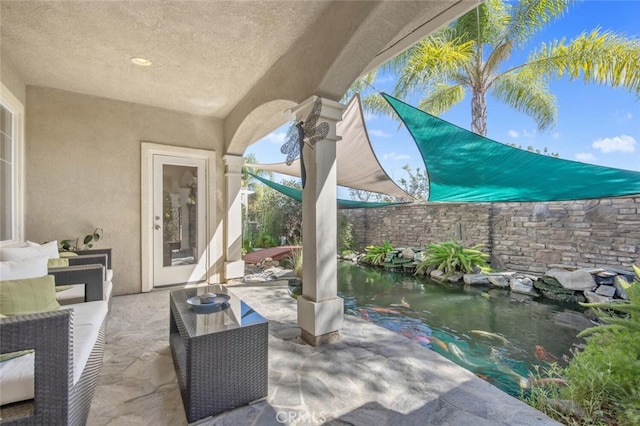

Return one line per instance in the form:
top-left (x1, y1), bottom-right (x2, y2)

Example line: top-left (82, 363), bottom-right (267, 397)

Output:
top-left (246, 1), bottom-right (640, 197)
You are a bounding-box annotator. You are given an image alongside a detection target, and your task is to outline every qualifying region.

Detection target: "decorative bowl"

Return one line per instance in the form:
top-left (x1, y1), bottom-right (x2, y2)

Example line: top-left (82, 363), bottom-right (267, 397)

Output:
top-left (199, 292), bottom-right (217, 304)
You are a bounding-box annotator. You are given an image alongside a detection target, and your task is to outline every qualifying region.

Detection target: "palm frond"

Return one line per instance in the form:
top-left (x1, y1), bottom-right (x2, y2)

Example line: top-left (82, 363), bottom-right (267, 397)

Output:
top-left (417, 84), bottom-right (466, 116)
top-left (505, 0), bottom-right (572, 46)
top-left (393, 35), bottom-right (475, 98)
top-left (524, 29), bottom-right (640, 94)
top-left (484, 39), bottom-right (514, 75)
top-left (453, 0), bottom-right (510, 46)
top-left (491, 70), bottom-right (558, 131)
top-left (359, 92), bottom-right (398, 120)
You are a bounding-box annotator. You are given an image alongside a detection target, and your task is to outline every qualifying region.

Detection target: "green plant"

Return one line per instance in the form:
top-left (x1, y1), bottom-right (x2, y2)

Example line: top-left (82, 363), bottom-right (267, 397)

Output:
top-left (283, 248), bottom-right (303, 278)
top-left (524, 266), bottom-right (640, 424)
top-left (362, 241), bottom-right (394, 265)
top-left (242, 237), bottom-right (253, 255)
top-left (338, 213), bottom-right (356, 253)
top-left (254, 231), bottom-right (278, 248)
top-left (415, 240), bottom-right (488, 276)
top-left (60, 228), bottom-right (103, 251)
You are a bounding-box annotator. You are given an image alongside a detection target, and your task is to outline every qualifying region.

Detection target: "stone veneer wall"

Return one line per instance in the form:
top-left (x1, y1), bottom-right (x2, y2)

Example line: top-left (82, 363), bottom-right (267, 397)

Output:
top-left (342, 196), bottom-right (640, 274)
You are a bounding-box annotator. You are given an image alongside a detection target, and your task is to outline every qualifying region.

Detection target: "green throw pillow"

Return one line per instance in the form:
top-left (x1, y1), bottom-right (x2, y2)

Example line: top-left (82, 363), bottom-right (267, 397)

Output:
top-left (58, 252), bottom-right (79, 258)
top-left (0, 275), bottom-right (61, 316)
top-left (0, 313), bottom-right (35, 362)
top-left (47, 258), bottom-right (70, 268)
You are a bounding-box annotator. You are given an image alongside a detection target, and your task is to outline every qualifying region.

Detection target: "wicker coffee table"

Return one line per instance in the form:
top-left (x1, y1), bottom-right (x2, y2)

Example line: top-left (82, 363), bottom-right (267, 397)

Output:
top-left (169, 285), bottom-right (268, 423)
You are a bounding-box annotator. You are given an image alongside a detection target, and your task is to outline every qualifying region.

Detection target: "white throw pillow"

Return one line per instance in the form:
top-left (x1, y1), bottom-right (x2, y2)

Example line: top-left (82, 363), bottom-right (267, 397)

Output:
top-left (0, 256), bottom-right (49, 280)
top-left (27, 241), bottom-right (60, 259)
top-left (0, 246), bottom-right (40, 261)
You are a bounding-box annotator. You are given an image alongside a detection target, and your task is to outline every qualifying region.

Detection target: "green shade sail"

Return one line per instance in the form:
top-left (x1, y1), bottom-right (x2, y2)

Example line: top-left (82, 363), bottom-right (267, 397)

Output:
top-left (382, 93), bottom-right (640, 202)
top-left (249, 173), bottom-right (409, 209)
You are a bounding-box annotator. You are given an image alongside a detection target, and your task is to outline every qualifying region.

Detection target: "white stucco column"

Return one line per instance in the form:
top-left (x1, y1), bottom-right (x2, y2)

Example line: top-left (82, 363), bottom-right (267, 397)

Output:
top-left (223, 154), bottom-right (245, 280)
top-left (295, 96), bottom-right (346, 346)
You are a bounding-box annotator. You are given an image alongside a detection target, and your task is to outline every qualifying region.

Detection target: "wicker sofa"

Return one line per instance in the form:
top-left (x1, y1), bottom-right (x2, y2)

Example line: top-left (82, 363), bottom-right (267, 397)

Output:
top-left (0, 253), bottom-right (110, 425)
top-left (52, 248), bottom-right (114, 306)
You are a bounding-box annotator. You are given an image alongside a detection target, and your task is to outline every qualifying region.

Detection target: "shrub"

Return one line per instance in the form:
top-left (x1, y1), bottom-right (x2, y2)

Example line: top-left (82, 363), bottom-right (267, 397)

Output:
top-left (362, 241), bottom-right (394, 265)
top-left (282, 248), bottom-right (303, 278)
top-left (338, 213), bottom-right (356, 253)
top-left (524, 265), bottom-right (640, 425)
top-left (254, 231), bottom-right (278, 248)
top-left (415, 240), bottom-right (488, 276)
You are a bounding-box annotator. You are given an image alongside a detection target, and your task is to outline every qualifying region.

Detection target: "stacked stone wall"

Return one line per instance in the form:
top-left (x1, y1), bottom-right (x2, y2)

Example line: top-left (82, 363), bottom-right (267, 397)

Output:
top-left (342, 196), bottom-right (640, 273)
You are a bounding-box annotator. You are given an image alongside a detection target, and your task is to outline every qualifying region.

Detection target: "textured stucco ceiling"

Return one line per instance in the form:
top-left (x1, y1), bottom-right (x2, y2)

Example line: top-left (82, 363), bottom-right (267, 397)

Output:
top-left (1, 1), bottom-right (479, 123)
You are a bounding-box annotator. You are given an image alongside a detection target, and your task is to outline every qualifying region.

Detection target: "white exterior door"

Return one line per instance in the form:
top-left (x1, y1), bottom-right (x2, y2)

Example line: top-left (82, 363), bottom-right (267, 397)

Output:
top-left (152, 155), bottom-right (206, 286)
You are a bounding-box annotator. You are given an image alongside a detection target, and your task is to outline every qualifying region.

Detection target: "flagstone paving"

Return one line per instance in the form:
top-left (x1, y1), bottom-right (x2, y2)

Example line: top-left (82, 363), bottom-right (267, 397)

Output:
top-left (89, 281), bottom-right (560, 425)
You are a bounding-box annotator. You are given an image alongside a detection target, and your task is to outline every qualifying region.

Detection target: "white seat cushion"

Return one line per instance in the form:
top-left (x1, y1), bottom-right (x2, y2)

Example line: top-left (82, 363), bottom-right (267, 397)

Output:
top-left (0, 300), bottom-right (108, 405)
top-left (56, 280), bottom-right (113, 303)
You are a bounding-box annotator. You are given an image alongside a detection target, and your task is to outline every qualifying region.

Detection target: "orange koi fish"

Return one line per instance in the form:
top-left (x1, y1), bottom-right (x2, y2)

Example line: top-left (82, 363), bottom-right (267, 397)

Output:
top-left (429, 336), bottom-right (448, 350)
top-left (534, 345), bottom-right (558, 362)
top-left (369, 307), bottom-right (401, 315)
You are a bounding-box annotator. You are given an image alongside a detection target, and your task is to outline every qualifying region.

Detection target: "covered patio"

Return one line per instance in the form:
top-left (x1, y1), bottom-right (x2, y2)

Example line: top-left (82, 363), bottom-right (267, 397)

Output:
top-left (0, 1), bottom-right (562, 424)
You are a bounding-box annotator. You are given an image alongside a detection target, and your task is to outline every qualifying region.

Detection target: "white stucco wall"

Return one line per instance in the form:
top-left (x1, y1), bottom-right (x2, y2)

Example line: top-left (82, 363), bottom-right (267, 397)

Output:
top-left (1, 55), bottom-right (26, 105)
top-left (25, 86), bottom-right (225, 295)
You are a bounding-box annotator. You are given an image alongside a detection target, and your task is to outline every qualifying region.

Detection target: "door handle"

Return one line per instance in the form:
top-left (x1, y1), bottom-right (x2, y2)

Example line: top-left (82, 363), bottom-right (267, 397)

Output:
top-left (155, 224), bottom-right (161, 230)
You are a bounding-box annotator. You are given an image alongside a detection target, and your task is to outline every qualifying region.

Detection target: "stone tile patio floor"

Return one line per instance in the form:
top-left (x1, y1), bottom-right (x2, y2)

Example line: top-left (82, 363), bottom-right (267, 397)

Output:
top-left (88, 280), bottom-right (560, 425)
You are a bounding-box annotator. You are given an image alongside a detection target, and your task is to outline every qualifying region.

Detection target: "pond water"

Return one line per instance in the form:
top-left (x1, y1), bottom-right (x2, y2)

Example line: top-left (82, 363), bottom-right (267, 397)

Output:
top-left (337, 261), bottom-right (593, 397)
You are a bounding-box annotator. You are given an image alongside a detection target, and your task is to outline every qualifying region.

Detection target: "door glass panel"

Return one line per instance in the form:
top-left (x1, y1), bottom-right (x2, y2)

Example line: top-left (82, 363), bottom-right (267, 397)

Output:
top-left (162, 164), bottom-right (198, 267)
top-left (0, 105), bottom-right (14, 241)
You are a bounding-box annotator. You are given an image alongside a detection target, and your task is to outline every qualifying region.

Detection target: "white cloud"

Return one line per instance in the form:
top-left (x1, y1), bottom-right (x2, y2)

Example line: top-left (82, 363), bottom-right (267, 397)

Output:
top-left (369, 129), bottom-right (391, 138)
top-left (522, 129), bottom-right (537, 138)
top-left (552, 132), bottom-right (560, 140)
top-left (507, 130), bottom-right (519, 138)
top-left (263, 131), bottom-right (287, 144)
top-left (383, 152), bottom-right (411, 161)
top-left (575, 152), bottom-right (597, 162)
top-left (627, 112), bottom-right (633, 120)
top-left (592, 135), bottom-right (637, 153)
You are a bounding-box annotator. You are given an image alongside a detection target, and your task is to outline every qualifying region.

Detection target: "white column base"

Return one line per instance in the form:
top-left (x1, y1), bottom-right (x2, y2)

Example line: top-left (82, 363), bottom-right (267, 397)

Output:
top-left (224, 260), bottom-right (245, 280)
top-left (297, 296), bottom-right (343, 338)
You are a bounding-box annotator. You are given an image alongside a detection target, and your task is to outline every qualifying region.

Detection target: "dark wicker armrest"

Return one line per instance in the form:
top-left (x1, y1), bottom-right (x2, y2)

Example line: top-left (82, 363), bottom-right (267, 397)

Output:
top-left (0, 310), bottom-right (73, 421)
top-left (49, 264), bottom-right (105, 302)
top-left (71, 248), bottom-right (112, 269)
top-left (67, 253), bottom-right (108, 268)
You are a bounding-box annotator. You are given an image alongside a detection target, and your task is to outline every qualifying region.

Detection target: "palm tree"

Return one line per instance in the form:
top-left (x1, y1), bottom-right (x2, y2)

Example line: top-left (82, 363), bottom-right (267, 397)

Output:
top-left (360, 0), bottom-right (640, 136)
top-left (241, 153), bottom-right (272, 191)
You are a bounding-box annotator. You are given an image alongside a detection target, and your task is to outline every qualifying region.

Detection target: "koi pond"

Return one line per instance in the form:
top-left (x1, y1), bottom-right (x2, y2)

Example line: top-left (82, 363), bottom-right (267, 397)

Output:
top-left (337, 261), bottom-right (593, 397)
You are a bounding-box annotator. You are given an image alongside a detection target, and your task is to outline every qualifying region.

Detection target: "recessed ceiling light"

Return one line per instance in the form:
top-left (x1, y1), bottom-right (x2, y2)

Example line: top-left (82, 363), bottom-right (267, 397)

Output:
top-left (130, 57), bottom-right (152, 67)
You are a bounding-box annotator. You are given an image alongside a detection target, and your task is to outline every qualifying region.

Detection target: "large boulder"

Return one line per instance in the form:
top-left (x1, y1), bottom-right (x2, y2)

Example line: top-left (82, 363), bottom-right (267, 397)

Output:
top-left (545, 268), bottom-right (596, 291)
top-left (430, 270), bottom-right (445, 281)
top-left (463, 274), bottom-right (490, 285)
top-left (510, 277), bottom-right (538, 296)
top-left (488, 275), bottom-right (510, 288)
top-left (400, 248), bottom-right (415, 259)
top-left (583, 291), bottom-right (614, 304)
top-left (595, 285), bottom-right (616, 298)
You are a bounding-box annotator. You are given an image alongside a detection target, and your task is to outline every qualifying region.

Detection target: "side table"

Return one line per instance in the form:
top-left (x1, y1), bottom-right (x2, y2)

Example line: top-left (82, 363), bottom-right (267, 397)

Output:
top-left (169, 285), bottom-right (268, 423)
